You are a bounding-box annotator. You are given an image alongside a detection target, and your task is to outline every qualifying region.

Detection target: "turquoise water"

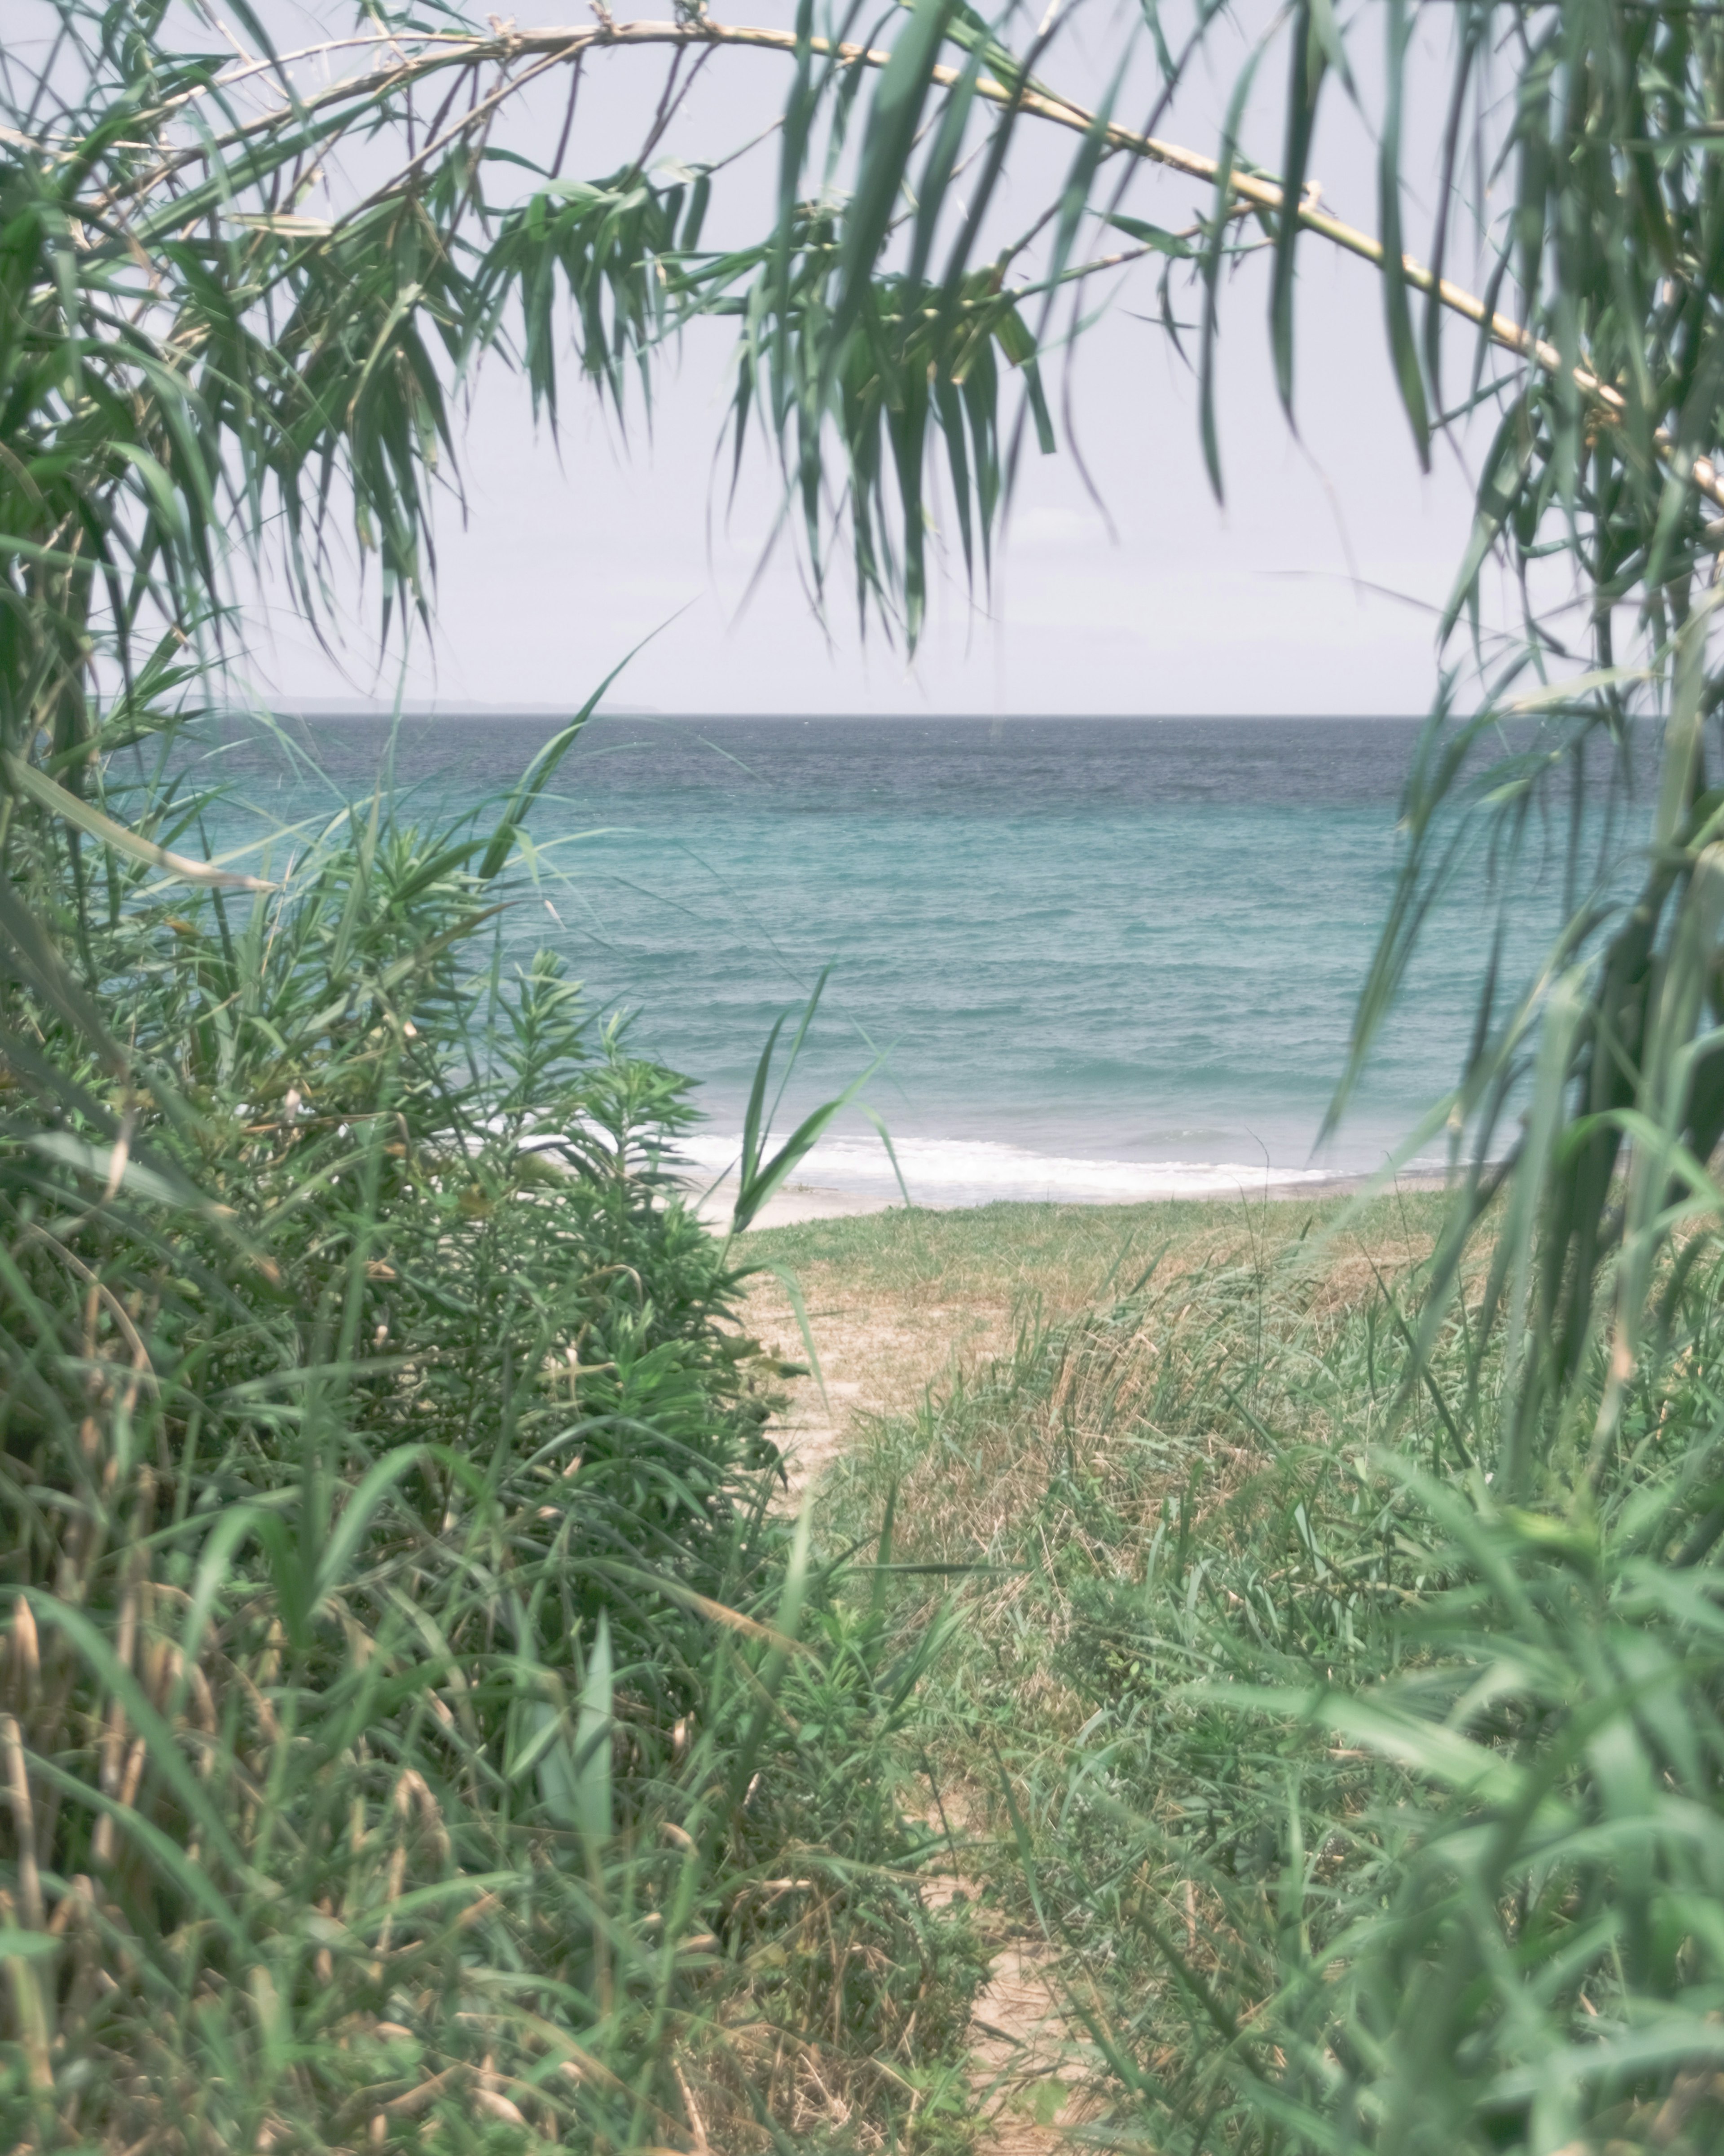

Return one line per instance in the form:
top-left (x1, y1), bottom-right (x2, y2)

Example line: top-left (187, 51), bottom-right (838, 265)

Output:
top-left (209, 714), bottom-right (1562, 1204)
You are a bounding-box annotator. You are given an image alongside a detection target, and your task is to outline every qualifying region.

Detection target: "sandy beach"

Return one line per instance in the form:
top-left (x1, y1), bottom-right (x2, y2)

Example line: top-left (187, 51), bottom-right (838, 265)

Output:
top-left (688, 1165), bottom-right (1454, 1232)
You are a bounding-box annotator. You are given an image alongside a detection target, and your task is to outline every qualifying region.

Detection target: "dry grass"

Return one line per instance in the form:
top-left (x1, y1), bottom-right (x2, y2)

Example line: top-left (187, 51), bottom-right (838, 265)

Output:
top-left (733, 1189), bottom-right (1454, 2152)
top-left (739, 1188), bottom-right (1447, 1508)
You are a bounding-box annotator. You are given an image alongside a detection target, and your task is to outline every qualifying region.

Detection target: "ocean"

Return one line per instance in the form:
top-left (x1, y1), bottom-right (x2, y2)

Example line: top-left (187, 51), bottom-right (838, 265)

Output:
top-left (202, 713), bottom-right (1568, 1208)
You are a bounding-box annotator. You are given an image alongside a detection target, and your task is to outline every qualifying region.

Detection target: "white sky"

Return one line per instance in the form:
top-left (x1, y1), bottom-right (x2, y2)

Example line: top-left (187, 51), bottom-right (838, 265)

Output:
top-left (233, 1), bottom-right (1499, 717)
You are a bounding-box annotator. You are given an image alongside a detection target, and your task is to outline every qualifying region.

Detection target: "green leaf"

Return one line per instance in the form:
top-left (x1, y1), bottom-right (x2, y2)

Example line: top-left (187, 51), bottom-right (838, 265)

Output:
top-left (1269, 2), bottom-right (1326, 416)
top-left (476, 629), bottom-right (669, 881)
top-left (1377, 0), bottom-right (1430, 462)
top-left (1101, 212), bottom-right (1195, 260)
top-left (1199, 41), bottom-right (1268, 501)
top-left (833, 0), bottom-right (959, 362)
top-left (572, 1610), bottom-right (613, 1846)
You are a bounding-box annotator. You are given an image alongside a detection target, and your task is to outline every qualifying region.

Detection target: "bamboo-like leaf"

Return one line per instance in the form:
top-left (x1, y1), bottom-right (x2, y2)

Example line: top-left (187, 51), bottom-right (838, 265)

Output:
top-left (833, 0), bottom-right (958, 365)
top-left (1101, 211), bottom-right (1194, 260)
top-left (906, 45), bottom-right (984, 299)
top-left (1269, 2), bottom-right (1325, 417)
top-left (1198, 44), bottom-right (1267, 501)
top-left (732, 1044), bottom-right (887, 1237)
top-left (572, 1609), bottom-right (613, 1846)
top-left (1440, 400), bottom-right (1537, 644)
top-left (588, 1560), bottom-right (816, 1656)
top-left (1045, 62), bottom-right (1126, 299)
top-left (312, 1446), bottom-right (429, 1609)
top-left (23, 1129), bottom-right (199, 1209)
top-left (1377, 0), bottom-right (1430, 463)
top-left (0, 883), bottom-right (127, 1075)
top-left (477, 632), bottom-right (667, 881)
top-left (3, 751), bottom-right (273, 889)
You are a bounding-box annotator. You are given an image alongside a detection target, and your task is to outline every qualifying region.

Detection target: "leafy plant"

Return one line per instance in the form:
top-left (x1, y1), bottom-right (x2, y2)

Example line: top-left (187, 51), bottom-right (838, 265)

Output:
top-left (13, 0), bottom-right (1724, 2148)
top-left (0, 746), bottom-right (983, 2147)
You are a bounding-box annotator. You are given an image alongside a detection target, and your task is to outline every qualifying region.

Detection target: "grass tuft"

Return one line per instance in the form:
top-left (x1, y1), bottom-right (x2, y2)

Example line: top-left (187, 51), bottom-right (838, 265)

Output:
top-left (810, 1190), bottom-right (1724, 2154)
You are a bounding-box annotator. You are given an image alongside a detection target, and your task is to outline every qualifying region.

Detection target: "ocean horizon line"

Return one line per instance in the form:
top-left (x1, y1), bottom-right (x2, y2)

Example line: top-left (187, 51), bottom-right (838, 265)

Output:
top-left (251, 704), bottom-right (1431, 724)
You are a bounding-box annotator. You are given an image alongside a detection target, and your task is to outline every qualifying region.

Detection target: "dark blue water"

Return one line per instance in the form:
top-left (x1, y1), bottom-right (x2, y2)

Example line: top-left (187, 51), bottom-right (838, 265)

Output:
top-left (191, 714), bottom-right (1576, 1202)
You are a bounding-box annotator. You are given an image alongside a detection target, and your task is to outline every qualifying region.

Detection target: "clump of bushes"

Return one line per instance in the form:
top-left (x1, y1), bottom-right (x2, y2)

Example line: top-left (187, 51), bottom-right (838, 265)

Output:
top-left (0, 762), bottom-right (981, 2152)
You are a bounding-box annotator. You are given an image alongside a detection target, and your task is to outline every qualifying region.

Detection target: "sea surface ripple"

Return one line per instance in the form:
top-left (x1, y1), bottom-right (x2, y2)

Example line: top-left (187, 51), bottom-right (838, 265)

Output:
top-left (207, 714), bottom-right (1579, 1205)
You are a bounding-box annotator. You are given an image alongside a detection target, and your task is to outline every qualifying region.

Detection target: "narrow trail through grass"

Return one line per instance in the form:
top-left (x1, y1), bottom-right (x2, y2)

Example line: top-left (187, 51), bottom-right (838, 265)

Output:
top-left (738, 1189), bottom-right (1448, 2153)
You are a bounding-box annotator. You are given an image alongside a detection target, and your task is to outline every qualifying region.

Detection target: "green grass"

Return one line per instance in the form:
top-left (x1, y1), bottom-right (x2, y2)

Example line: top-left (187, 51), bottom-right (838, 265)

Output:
top-left (748, 1186), bottom-right (1451, 1310)
top-left (801, 1191), bottom-right (1724, 2154)
top-left (0, 780), bottom-right (987, 2155)
top-left (11, 4), bottom-right (1724, 2147)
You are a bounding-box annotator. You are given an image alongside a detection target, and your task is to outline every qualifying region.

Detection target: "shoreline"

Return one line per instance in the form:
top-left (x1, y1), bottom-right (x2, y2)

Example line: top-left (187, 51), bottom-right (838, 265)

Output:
top-left (688, 1164), bottom-right (1455, 1233)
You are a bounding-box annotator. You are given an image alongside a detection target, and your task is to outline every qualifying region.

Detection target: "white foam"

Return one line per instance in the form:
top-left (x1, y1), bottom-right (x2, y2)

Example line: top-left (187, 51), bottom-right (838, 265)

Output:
top-left (674, 1130), bottom-right (1349, 1208)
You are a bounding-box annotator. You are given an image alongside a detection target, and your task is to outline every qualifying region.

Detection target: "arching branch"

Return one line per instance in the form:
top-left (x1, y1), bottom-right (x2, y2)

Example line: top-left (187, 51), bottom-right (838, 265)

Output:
top-left (81, 14), bottom-right (1724, 512)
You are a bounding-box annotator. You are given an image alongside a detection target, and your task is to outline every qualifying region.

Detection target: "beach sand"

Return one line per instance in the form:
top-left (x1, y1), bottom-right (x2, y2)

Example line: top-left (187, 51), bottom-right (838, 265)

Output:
top-left (688, 1166), bottom-right (1451, 1233)
top-left (688, 1176), bottom-right (895, 1231)
top-left (717, 1176), bottom-right (1452, 1501)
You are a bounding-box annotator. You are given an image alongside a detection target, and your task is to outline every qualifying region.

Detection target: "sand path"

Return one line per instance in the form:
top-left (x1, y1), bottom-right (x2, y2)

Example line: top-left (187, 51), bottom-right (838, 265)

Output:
top-left (739, 1258), bottom-right (1104, 2155)
top-left (730, 1182), bottom-right (1447, 2151)
top-left (742, 1274), bottom-right (1005, 1506)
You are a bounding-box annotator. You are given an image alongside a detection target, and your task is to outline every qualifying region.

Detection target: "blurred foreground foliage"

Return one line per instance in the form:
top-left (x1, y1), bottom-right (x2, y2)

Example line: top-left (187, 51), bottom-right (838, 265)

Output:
top-left (0, 0), bottom-right (1022, 2139)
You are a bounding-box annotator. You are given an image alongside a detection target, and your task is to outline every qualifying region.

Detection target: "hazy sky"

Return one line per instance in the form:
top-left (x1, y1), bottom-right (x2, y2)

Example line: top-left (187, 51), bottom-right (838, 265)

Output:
top-left (241, 2), bottom-right (1495, 718)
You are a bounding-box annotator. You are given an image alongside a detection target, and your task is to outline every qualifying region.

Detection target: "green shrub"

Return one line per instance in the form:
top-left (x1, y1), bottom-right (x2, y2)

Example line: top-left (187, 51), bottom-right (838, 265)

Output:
top-left (0, 761), bottom-right (980, 2152)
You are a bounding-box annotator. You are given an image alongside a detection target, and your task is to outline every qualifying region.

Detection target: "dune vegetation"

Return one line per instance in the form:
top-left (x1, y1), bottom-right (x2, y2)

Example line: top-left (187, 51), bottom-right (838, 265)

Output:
top-left (8, 2), bottom-right (1724, 2153)
top-left (758, 1190), bottom-right (1724, 2152)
